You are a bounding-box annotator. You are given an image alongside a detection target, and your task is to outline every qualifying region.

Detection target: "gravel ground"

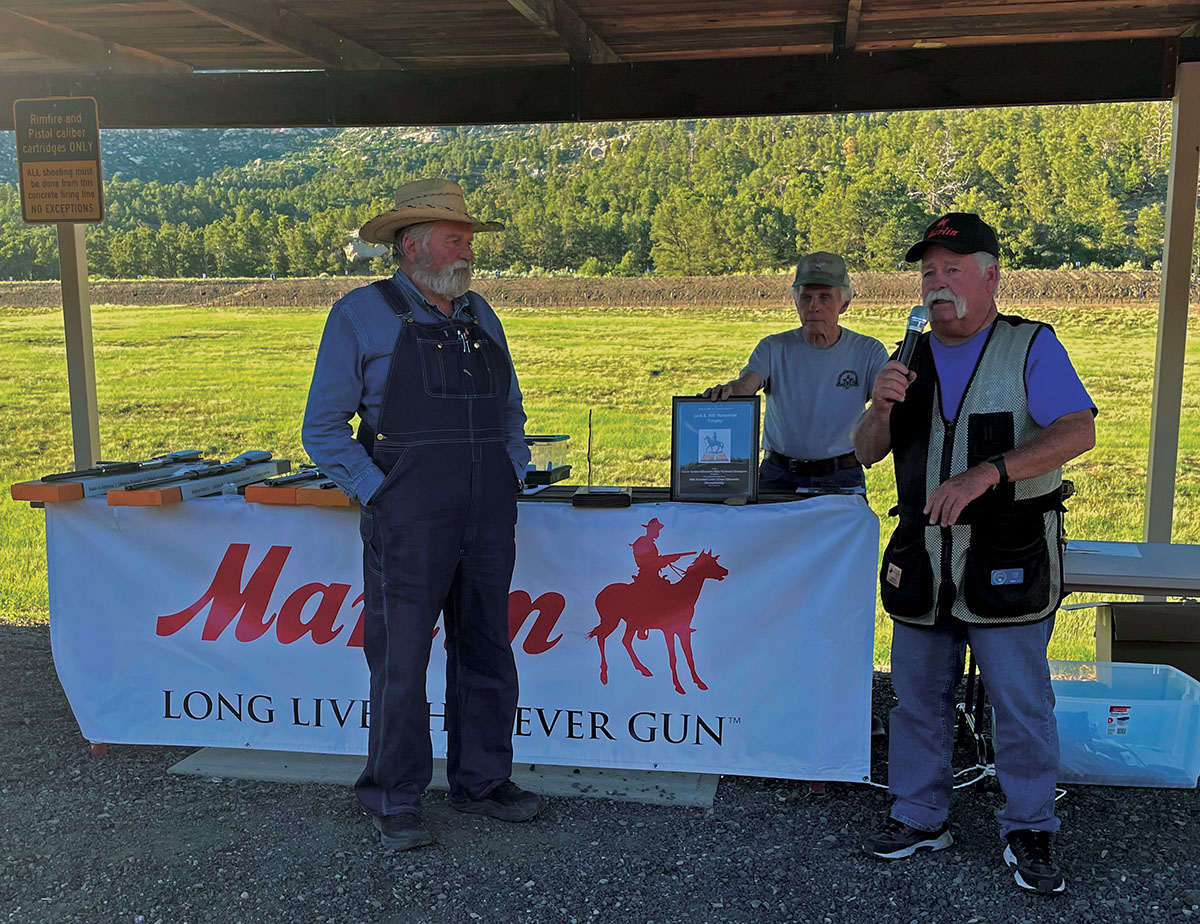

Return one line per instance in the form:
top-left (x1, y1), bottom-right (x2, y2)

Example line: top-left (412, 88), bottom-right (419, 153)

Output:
top-left (5, 622), bottom-right (1200, 924)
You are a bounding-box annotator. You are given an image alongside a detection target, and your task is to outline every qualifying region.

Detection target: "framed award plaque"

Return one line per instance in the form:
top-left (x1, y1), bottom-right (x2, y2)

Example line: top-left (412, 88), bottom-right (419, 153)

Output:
top-left (670, 395), bottom-right (760, 502)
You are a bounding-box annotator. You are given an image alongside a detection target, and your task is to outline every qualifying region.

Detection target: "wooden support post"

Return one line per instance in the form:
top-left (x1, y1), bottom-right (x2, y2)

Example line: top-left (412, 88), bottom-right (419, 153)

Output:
top-left (57, 222), bottom-right (101, 471)
top-left (1145, 62), bottom-right (1200, 543)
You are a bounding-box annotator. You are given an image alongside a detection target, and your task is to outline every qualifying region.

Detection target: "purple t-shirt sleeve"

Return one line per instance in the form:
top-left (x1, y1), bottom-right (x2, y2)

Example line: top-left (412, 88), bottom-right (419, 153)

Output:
top-left (931, 324), bottom-right (1096, 425)
top-left (1024, 327), bottom-right (1096, 428)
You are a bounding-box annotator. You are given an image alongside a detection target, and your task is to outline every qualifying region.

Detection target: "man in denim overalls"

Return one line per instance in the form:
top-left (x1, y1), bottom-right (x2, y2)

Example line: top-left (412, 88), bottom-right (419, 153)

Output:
top-left (303, 179), bottom-right (537, 849)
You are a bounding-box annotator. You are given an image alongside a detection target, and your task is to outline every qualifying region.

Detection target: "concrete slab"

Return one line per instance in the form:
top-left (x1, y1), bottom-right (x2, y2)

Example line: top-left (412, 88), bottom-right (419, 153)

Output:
top-left (169, 749), bottom-right (718, 807)
top-left (171, 748), bottom-right (365, 787)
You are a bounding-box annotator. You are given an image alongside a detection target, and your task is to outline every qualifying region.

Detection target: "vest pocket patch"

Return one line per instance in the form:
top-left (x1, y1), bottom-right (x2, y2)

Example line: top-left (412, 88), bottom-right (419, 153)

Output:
top-left (964, 517), bottom-right (1050, 617)
top-left (879, 525), bottom-right (934, 619)
top-left (966, 411), bottom-right (1014, 467)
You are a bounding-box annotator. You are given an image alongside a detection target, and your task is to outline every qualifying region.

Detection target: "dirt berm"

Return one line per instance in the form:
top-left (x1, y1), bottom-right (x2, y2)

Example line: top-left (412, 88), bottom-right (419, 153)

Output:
top-left (0, 269), bottom-right (1177, 310)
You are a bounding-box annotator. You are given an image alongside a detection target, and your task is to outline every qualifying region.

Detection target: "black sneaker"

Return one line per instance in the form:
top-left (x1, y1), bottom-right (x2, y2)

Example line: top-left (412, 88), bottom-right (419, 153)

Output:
top-left (449, 780), bottom-right (540, 822)
top-left (862, 817), bottom-right (953, 859)
top-left (1003, 829), bottom-right (1066, 895)
top-left (372, 812), bottom-right (433, 850)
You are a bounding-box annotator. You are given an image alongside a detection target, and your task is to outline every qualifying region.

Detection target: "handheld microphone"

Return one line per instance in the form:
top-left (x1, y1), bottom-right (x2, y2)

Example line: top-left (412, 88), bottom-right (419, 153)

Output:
top-left (896, 303), bottom-right (930, 368)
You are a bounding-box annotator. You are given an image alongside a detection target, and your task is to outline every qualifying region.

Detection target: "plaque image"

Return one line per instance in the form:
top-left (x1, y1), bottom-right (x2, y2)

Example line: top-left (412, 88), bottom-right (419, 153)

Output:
top-left (671, 396), bottom-right (760, 502)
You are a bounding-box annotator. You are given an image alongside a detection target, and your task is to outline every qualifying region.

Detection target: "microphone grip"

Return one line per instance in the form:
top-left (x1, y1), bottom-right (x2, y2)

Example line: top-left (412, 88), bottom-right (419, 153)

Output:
top-left (897, 330), bottom-right (920, 368)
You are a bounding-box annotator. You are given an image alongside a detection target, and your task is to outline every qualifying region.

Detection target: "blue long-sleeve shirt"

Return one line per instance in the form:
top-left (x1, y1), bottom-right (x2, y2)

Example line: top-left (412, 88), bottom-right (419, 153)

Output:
top-left (302, 269), bottom-right (530, 503)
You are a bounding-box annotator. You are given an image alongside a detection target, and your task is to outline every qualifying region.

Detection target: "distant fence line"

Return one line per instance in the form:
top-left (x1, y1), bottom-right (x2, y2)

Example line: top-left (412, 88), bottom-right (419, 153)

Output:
top-left (0, 270), bottom-right (1186, 310)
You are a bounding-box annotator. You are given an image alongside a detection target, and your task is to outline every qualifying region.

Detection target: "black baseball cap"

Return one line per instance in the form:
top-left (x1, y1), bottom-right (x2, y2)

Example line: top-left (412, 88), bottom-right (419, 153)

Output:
top-left (905, 212), bottom-right (999, 262)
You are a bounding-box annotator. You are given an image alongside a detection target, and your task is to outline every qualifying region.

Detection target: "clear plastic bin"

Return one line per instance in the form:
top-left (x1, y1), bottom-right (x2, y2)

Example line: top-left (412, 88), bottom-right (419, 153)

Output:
top-left (525, 434), bottom-right (570, 472)
top-left (1051, 659), bottom-right (1200, 788)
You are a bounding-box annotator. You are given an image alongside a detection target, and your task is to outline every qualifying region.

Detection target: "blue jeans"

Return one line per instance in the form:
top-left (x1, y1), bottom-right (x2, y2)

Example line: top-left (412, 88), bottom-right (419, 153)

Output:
top-left (888, 615), bottom-right (1060, 839)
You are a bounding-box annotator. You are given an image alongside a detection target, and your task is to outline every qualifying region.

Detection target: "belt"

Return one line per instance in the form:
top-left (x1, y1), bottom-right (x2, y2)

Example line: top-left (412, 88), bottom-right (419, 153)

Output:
top-left (766, 450), bottom-right (860, 476)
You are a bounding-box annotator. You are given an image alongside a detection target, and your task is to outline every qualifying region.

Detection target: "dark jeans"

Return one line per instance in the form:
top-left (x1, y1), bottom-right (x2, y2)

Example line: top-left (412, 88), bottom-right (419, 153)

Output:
top-left (759, 456), bottom-right (866, 494)
top-left (356, 443), bottom-right (519, 817)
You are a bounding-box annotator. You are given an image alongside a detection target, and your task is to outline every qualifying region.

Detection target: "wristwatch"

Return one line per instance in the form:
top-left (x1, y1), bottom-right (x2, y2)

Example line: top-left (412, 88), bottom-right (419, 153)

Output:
top-left (987, 454), bottom-right (1009, 485)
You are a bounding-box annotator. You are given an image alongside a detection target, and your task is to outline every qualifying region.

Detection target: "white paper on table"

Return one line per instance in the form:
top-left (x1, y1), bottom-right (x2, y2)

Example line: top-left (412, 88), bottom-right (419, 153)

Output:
top-left (1066, 540), bottom-right (1143, 559)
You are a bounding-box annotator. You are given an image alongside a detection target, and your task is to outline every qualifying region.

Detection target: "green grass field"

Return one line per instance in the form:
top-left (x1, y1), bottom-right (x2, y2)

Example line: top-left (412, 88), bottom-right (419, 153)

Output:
top-left (2, 299), bottom-right (1197, 666)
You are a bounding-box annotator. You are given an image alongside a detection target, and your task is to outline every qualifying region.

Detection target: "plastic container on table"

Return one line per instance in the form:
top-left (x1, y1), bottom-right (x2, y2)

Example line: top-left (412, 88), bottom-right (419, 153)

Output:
top-left (525, 435), bottom-right (570, 472)
top-left (1051, 659), bottom-right (1200, 788)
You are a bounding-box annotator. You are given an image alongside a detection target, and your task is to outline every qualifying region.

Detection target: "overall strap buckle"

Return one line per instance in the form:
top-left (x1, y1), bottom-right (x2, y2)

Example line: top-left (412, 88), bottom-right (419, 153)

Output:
top-left (371, 279), bottom-right (414, 321)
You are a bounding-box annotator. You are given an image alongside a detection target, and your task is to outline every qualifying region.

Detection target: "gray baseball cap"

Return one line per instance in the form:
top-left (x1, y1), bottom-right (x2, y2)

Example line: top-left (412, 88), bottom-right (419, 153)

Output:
top-left (791, 251), bottom-right (852, 290)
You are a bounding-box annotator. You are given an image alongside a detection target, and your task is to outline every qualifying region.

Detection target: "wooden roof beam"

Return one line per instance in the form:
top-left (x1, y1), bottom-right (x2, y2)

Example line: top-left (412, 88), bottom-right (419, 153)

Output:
top-left (173, 0), bottom-right (401, 70)
top-left (0, 38), bottom-right (1177, 130)
top-left (844, 0), bottom-right (864, 50)
top-left (0, 9), bottom-right (192, 74)
top-left (505, 0), bottom-right (621, 64)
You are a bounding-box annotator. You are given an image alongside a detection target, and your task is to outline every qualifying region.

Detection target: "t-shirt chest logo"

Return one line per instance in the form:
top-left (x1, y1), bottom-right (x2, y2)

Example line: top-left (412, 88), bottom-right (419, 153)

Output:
top-left (836, 370), bottom-right (859, 388)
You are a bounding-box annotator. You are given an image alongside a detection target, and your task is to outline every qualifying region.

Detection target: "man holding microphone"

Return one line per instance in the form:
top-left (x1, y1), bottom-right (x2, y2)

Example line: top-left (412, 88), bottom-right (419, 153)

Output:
top-left (855, 213), bottom-right (1095, 895)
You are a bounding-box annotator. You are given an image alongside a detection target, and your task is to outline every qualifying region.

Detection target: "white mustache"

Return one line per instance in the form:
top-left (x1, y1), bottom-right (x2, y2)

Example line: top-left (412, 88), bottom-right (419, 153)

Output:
top-left (924, 287), bottom-right (967, 319)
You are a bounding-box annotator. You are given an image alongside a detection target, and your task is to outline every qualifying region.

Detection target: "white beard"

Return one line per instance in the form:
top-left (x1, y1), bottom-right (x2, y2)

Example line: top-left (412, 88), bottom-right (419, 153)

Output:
top-left (924, 287), bottom-right (967, 319)
top-left (410, 255), bottom-right (472, 301)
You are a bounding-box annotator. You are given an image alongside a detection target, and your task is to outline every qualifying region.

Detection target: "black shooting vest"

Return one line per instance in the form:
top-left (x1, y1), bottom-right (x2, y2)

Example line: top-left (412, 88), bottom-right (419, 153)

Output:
top-left (880, 314), bottom-right (1065, 627)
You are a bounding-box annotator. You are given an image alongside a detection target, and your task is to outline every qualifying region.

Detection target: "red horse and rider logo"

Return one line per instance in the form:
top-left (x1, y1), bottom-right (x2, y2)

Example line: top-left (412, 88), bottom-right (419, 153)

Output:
top-left (587, 518), bottom-right (728, 694)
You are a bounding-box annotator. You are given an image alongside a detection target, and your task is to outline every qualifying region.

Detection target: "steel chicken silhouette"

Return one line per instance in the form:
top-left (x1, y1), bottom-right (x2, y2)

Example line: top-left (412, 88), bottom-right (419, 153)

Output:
top-left (588, 519), bottom-right (729, 694)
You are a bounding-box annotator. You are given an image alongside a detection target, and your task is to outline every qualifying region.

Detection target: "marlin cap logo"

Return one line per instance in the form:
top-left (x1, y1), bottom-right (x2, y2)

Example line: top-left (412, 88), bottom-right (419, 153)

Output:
top-left (905, 212), bottom-right (1000, 262)
top-left (927, 217), bottom-right (959, 240)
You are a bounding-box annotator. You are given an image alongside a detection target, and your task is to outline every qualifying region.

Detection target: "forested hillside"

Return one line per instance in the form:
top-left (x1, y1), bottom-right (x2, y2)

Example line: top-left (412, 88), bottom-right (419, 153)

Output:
top-left (0, 104), bottom-right (1177, 281)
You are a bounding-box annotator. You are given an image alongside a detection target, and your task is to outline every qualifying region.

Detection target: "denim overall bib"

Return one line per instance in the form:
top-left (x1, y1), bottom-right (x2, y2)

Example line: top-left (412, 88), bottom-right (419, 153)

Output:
top-left (355, 279), bottom-right (520, 817)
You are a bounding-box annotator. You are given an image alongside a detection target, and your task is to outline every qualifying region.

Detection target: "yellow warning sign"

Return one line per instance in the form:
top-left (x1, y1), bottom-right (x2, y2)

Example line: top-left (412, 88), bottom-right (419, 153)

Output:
top-left (13, 97), bottom-right (104, 224)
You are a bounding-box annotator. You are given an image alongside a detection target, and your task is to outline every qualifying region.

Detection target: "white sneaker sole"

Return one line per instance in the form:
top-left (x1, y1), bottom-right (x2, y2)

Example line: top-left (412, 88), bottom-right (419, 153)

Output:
top-left (1003, 844), bottom-right (1067, 894)
top-left (869, 829), bottom-right (953, 859)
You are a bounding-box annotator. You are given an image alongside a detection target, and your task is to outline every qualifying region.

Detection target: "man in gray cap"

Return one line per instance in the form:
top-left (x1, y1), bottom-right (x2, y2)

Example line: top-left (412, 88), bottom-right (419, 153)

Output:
top-left (303, 178), bottom-right (538, 850)
top-left (703, 251), bottom-right (888, 494)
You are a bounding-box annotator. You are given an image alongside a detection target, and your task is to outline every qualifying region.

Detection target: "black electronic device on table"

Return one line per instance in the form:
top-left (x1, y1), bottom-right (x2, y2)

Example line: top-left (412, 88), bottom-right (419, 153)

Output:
top-left (572, 485), bottom-right (632, 508)
top-left (525, 464), bottom-right (571, 485)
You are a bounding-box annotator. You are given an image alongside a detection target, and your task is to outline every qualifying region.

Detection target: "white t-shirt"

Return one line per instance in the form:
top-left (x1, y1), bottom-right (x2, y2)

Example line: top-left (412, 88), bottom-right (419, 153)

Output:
top-left (744, 326), bottom-right (889, 461)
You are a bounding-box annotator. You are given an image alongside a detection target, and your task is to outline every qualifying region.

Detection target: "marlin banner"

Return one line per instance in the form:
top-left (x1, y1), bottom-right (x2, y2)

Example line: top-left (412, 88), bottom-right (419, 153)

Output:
top-left (46, 495), bottom-right (878, 781)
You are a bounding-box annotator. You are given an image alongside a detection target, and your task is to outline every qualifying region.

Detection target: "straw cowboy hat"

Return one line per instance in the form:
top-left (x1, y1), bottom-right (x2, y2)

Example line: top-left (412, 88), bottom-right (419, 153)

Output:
top-left (358, 178), bottom-right (504, 245)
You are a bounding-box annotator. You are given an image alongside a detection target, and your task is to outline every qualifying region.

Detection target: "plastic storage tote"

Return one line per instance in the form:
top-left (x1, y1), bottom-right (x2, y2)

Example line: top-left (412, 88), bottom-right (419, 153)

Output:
top-left (1051, 659), bottom-right (1200, 788)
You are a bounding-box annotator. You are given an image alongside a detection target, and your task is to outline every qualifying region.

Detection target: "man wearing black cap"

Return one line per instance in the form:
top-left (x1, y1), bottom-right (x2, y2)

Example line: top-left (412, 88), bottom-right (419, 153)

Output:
top-left (703, 251), bottom-right (888, 495)
top-left (854, 213), bottom-right (1096, 895)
